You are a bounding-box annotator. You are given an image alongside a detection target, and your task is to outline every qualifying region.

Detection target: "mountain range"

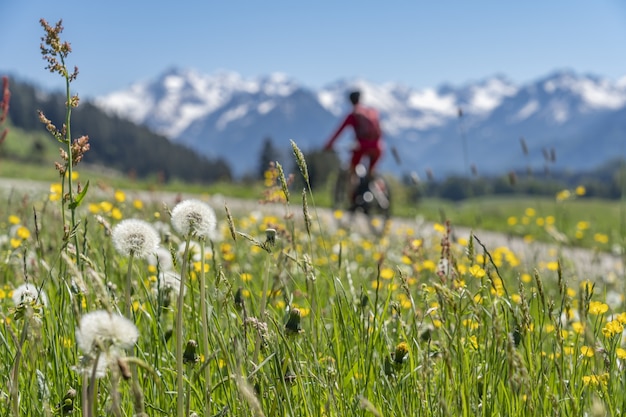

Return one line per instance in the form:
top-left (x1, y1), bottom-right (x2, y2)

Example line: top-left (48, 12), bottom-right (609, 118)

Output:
top-left (95, 68), bottom-right (626, 178)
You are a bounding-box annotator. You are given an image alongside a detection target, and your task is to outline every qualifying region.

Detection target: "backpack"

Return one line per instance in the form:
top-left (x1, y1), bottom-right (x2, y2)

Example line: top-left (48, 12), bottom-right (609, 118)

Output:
top-left (353, 107), bottom-right (381, 141)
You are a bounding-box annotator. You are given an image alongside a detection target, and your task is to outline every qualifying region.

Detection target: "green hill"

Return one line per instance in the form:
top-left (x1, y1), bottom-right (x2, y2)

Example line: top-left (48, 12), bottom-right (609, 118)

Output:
top-left (4, 78), bottom-right (232, 184)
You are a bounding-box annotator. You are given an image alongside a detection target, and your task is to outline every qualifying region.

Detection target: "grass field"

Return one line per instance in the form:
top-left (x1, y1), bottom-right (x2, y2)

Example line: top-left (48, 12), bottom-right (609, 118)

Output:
top-left (1, 21), bottom-right (626, 416)
top-left (1, 158), bottom-right (625, 416)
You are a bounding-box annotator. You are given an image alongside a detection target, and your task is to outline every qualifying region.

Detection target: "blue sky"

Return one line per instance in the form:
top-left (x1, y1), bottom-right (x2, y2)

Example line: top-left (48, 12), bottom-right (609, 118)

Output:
top-left (1, 1), bottom-right (625, 98)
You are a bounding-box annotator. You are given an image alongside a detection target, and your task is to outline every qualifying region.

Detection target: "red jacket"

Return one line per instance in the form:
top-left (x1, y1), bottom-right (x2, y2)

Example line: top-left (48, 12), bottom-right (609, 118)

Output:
top-left (324, 105), bottom-right (382, 150)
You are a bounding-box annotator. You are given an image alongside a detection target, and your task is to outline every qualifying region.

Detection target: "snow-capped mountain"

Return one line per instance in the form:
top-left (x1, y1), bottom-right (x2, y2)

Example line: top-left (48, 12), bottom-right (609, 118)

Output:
top-left (96, 68), bottom-right (626, 178)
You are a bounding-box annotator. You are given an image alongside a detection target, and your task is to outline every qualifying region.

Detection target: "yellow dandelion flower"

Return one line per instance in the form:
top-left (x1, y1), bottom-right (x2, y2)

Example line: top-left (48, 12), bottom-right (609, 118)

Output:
top-left (556, 189), bottom-right (571, 201)
top-left (525, 207), bottom-right (536, 217)
top-left (100, 201), bottom-right (113, 212)
top-left (536, 217), bottom-right (545, 226)
top-left (10, 238), bottom-right (21, 248)
top-left (16, 226), bottom-right (30, 239)
top-left (380, 267), bottom-right (394, 280)
top-left (132, 199), bottom-right (144, 210)
top-left (593, 233), bottom-right (609, 244)
top-left (421, 260), bottom-right (436, 272)
top-left (571, 322), bottom-right (585, 334)
top-left (544, 324), bottom-right (555, 333)
top-left (433, 223), bottom-right (446, 233)
top-left (241, 273), bottom-right (253, 282)
top-left (521, 273), bottom-right (532, 283)
top-left (576, 221), bottom-right (590, 230)
top-left (462, 319), bottom-right (479, 330)
top-left (617, 348), bottom-right (626, 359)
top-left (575, 185), bottom-right (586, 196)
top-left (0, 288), bottom-right (5, 299)
top-left (49, 183), bottom-right (62, 201)
top-left (401, 255), bottom-right (412, 265)
top-left (545, 215), bottom-right (555, 225)
top-left (111, 208), bottom-right (123, 220)
top-left (563, 346), bottom-right (574, 356)
top-left (511, 294), bottom-right (521, 304)
top-left (8, 215), bottom-right (20, 225)
top-left (545, 261), bottom-right (559, 271)
top-left (88, 203), bottom-right (100, 214)
top-left (507, 216), bottom-right (518, 226)
top-left (114, 190), bottom-right (126, 203)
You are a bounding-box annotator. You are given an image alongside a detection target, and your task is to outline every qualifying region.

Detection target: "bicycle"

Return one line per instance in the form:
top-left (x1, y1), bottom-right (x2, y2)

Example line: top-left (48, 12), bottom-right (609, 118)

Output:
top-left (331, 160), bottom-right (392, 236)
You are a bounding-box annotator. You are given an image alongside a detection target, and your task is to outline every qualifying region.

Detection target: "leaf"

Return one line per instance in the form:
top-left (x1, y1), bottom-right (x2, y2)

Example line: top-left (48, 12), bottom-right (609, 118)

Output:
top-left (68, 180), bottom-right (90, 210)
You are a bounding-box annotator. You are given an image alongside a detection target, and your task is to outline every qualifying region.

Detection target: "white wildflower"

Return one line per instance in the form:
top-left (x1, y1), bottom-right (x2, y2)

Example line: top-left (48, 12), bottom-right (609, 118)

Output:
top-left (148, 247), bottom-right (174, 271)
top-left (171, 199), bottom-right (217, 240)
top-left (12, 283), bottom-right (48, 307)
top-left (76, 310), bottom-right (139, 353)
top-left (111, 219), bottom-right (160, 259)
top-left (157, 270), bottom-right (185, 297)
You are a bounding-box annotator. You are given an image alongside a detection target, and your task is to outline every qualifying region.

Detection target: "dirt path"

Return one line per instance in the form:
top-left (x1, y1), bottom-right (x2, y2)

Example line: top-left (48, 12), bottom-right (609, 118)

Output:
top-left (1, 177), bottom-right (623, 283)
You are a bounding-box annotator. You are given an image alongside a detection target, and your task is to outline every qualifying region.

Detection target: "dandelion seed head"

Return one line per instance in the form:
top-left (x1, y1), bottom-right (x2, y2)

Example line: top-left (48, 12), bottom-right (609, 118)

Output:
top-left (12, 283), bottom-right (48, 307)
top-left (76, 310), bottom-right (139, 353)
top-left (147, 247), bottom-right (174, 271)
top-left (171, 199), bottom-right (217, 240)
top-left (157, 270), bottom-right (185, 296)
top-left (111, 219), bottom-right (160, 259)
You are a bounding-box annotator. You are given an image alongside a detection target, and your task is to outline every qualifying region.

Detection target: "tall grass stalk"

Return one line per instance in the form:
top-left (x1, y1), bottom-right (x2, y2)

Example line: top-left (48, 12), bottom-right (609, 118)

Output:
top-left (38, 19), bottom-right (90, 272)
top-left (175, 235), bottom-right (192, 417)
top-left (198, 240), bottom-right (212, 417)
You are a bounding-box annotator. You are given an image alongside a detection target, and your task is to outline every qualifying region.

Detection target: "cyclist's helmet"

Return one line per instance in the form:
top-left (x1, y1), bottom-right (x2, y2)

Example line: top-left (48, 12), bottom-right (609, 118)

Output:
top-left (348, 90), bottom-right (361, 105)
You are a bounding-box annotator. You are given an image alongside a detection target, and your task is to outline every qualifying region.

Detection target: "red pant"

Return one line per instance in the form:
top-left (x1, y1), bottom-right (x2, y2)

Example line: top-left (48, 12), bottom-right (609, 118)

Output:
top-left (351, 141), bottom-right (383, 173)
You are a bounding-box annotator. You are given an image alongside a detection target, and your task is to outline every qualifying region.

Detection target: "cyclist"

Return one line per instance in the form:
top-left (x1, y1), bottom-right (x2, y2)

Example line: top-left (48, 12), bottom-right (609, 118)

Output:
top-left (323, 89), bottom-right (384, 206)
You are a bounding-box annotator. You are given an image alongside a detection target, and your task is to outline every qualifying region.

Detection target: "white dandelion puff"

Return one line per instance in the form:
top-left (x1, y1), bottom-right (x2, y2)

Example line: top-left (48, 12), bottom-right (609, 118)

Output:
top-left (156, 270), bottom-right (186, 297)
top-left (76, 310), bottom-right (139, 353)
top-left (171, 199), bottom-right (217, 240)
top-left (12, 283), bottom-right (48, 307)
top-left (111, 219), bottom-right (160, 259)
top-left (148, 247), bottom-right (174, 272)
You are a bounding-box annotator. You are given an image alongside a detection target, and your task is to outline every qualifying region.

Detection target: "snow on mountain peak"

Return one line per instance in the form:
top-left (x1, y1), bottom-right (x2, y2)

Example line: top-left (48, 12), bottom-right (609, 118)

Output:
top-left (464, 76), bottom-right (518, 114)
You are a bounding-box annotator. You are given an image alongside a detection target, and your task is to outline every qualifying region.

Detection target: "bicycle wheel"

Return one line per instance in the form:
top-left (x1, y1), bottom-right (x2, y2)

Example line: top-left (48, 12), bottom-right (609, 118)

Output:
top-left (360, 176), bottom-right (391, 236)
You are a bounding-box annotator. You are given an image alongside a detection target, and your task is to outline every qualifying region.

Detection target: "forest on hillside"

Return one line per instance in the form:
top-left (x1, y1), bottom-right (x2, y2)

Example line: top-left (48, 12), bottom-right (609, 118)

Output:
top-left (5, 79), bottom-right (232, 183)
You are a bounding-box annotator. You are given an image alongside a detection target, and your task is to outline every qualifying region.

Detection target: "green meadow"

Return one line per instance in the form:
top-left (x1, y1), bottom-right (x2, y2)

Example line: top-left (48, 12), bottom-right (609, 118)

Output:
top-left (1, 18), bottom-right (625, 417)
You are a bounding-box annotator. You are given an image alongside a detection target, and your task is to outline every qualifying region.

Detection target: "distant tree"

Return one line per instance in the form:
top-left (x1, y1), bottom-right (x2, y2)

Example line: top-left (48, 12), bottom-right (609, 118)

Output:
top-left (257, 137), bottom-right (282, 179)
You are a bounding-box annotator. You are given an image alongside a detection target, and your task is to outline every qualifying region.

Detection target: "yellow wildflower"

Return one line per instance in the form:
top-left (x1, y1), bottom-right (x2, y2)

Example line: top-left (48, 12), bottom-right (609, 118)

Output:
top-left (588, 301), bottom-right (609, 315)
top-left (114, 190), bottom-right (126, 203)
top-left (16, 226), bottom-right (30, 239)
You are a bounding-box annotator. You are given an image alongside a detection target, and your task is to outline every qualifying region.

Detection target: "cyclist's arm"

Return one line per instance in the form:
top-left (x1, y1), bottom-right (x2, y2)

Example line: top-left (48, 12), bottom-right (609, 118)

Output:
top-left (324, 114), bottom-right (354, 150)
